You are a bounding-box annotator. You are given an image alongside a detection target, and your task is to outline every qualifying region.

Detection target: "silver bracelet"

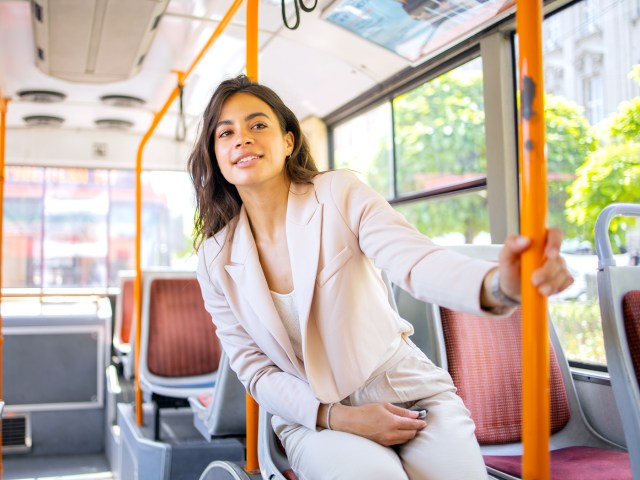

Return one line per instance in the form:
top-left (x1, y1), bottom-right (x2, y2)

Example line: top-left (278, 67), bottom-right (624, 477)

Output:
top-left (326, 403), bottom-right (335, 430)
top-left (491, 271), bottom-right (521, 307)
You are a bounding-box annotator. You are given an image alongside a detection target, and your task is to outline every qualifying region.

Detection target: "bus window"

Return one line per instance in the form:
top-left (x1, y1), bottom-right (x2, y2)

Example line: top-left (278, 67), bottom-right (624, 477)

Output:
top-left (394, 190), bottom-right (489, 244)
top-left (2, 166), bottom-right (196, 293)
top-left (333, 102), bottom-right (393, 199)
top-left (330, 57), bottom-right (489, 245)
top-left (393, 58), bottom-right (486, 197)
top-left (536, 0), bottom-right (640, 366)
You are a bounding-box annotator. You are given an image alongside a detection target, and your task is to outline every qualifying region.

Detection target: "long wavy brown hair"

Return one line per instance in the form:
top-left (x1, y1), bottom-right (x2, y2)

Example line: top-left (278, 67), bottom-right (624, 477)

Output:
top-left (188, 75), bottom-right (319, 249)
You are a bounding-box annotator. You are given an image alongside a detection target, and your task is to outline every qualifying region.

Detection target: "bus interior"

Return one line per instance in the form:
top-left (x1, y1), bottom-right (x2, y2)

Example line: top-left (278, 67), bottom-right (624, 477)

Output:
top-left (0, 0), bottom-right (639, 478)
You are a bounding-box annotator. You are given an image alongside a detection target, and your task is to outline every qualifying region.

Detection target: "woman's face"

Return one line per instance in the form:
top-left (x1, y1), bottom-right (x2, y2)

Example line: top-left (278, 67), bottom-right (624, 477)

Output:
top-left (213, 92), bottom-right (294, 192)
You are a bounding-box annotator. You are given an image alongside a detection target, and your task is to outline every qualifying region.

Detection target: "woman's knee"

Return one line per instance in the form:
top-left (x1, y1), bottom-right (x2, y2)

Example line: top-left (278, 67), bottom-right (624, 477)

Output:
top-left (288, 430), bottom-right (409, 480)
top-left (298, 458), bottom-right (409, 480)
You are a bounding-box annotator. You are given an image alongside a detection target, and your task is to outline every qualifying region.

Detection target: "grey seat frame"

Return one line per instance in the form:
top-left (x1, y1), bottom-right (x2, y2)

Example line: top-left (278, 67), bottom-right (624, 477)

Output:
top-left (188, 351), bottom-right (247, 440)
top-left (595, 203), bottom-right (640, 479)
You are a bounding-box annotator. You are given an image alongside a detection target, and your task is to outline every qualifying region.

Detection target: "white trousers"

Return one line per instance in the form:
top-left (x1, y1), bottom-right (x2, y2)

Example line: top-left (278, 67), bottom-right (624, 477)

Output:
top-left (272, 338), bottom-right (487, 480)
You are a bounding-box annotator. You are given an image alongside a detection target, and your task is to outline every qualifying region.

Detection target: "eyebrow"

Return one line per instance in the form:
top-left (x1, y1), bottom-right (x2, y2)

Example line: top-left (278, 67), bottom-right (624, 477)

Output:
top-left (215, 111), bottom-right (271, 130)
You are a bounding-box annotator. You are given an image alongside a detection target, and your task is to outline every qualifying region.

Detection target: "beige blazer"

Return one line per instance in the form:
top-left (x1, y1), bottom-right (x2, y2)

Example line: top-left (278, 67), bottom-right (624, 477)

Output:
top-left (197, 170), bottom-right (495, 430)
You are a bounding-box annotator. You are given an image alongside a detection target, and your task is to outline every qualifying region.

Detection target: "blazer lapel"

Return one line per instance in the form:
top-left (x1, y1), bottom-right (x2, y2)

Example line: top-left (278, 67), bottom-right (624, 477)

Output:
top-left (286, 182), bottom-right (322, 342)
top-left (224, 207), bottom-right (303, 373)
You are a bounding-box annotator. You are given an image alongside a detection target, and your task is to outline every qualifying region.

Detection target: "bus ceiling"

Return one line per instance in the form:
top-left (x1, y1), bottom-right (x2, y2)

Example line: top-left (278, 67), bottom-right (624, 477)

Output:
top-left (0, 0), bottom-right (525, 141)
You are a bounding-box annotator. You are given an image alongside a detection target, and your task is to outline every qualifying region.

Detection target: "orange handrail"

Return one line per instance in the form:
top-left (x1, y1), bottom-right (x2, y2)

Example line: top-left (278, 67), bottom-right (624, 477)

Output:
top-left (133, 0), bottom-right (245, 426)
top-left (515, 0), bottom-right (549, 478)
top-left (244, 0), bottom-right (260, 473)
top-left (133, 79), bottom-right (183, 424)
top-left (0, 94), bottom-right (9, 480)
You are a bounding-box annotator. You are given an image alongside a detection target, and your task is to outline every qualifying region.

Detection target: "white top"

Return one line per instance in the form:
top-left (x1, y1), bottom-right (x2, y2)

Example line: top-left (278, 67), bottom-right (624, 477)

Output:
top-left (271, 290), bottom-right (303, 362)
top-left (271, 289), bottom-right (402, 373)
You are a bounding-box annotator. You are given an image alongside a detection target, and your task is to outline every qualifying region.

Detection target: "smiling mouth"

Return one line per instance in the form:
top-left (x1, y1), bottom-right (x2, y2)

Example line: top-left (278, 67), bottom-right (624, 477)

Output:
top-left (235, 155), bottom-right (259, 165)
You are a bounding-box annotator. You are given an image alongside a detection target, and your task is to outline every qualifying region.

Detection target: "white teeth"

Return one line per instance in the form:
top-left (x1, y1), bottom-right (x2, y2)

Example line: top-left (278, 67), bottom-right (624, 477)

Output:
top-left (237, 156), bottom-right (257, 164)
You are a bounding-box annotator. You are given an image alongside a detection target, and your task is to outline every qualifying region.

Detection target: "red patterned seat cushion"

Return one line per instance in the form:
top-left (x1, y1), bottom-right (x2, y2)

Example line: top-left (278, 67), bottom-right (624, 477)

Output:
top-left (623, 291), bottom-right (640, 379)
top-left (147, 278), bottom-right (221, 377)
top-left (441, 307), bottom-right (570, 444)
top-left (484, 446), bottom-right (631, 479)
top-left (120, 277), bottom-right (134, 344)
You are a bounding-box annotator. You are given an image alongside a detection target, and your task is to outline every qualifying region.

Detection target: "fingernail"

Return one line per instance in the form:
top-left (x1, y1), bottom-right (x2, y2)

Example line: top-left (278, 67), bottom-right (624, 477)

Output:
top-left (540, 285), bottom-right (551, 296)
top-left (515, 236), bottom-right (529, 248)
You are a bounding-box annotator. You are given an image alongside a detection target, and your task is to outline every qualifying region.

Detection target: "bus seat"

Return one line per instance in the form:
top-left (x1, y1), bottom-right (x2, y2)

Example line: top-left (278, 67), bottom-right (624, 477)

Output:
top-left (400, 244), bottom-right (630, 479)
top-left (188, 351), bottom-right (247, 440)
top-left (595, 202), bottom-right (640, 479)
top-left (258, 408), bottom-right (298, 480)
top-left (138, 270), bottom-right (222, 441)
top-left (114, 271), bottom-right (134, 378)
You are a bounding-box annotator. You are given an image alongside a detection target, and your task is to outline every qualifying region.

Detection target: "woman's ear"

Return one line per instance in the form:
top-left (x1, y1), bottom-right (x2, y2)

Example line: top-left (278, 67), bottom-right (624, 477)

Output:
top-left (285, 131), bottom-right (295, 155)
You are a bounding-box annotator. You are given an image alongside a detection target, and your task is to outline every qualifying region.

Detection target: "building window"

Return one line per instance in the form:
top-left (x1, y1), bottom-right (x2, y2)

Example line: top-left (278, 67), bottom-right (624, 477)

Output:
top-left (581, 0), bottom-right (601, 35)
top-left (584, 74), bottom-right (605, 124)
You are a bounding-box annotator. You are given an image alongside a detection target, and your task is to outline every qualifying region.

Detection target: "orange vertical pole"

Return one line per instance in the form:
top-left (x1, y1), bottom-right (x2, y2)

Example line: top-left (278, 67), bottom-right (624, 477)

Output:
top-left (246, 0), bottom-right (259, 82)
top-left (0, 95), bottom-right (9, 479)
top-left (134, 80), bottom-right (183, 425)
top-left (133, 0), bottom-right (246, 426)
top-left (245, 0), bottom-right (260, 473)
top-left (516, 0), bottom-right (549, 478)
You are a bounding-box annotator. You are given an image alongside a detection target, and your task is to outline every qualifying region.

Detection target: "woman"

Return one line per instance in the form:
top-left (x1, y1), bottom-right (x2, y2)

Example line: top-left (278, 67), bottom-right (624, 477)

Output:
top-left (188, 75), bottom-right (573, 480)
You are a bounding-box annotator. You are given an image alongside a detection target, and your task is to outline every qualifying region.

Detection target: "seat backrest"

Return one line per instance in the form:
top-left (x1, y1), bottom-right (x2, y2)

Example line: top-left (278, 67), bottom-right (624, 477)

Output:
top-left (139, 270), bottom-right (221, 396)
top-left (258, 408), bottom-right (298, 480)
top-left (397, 243), bottom-right (618, 456)
top-left (114, 271), bottom-right (134, 349)
top-left (200, 352), bottom-right (247, 436)
top-left (440, 306), bottom-right (570, 444)
top-left (595, 202), bottom-right (640, 478)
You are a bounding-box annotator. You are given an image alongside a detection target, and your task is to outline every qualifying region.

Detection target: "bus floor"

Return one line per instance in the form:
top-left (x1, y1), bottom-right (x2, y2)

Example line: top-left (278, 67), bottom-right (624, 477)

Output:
top-left (2, 453), bottom-right (113, 479)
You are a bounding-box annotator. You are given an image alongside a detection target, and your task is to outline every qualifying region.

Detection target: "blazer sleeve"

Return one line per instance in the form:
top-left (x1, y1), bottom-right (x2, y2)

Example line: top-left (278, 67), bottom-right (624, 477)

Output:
top-left (196, 248), bottom-right (321, 430)
top-left (328, 169), bottom-right (497, 316)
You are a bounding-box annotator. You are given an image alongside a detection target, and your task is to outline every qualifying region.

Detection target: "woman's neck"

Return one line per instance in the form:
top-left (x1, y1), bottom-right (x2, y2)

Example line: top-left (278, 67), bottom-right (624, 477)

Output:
top-left (239, 179), bottom-right (290, 244)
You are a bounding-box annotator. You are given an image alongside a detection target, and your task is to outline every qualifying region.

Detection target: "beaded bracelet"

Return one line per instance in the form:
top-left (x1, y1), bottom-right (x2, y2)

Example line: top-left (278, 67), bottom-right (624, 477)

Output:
top-left (326, 402), bottom-right (335, 430)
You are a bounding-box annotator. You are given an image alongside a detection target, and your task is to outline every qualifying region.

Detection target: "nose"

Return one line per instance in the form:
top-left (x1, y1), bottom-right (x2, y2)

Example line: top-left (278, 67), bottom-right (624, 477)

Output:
top-left (234, 128), bottom-right (254, 147)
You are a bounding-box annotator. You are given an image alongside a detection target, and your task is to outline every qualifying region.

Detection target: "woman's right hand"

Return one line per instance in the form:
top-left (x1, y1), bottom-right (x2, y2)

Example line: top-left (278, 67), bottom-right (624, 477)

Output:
top-left (319, 402), bottom-right (426, 446)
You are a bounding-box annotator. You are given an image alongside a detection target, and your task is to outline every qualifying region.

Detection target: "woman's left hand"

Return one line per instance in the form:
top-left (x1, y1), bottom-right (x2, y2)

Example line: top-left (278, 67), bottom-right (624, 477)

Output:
top-left (496, 227), bottom-right (574, 302)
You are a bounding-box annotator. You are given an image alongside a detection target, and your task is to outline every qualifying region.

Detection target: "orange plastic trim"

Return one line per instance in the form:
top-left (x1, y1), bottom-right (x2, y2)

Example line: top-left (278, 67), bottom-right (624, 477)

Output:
top-left (515, 0), bottom-right (550, 478)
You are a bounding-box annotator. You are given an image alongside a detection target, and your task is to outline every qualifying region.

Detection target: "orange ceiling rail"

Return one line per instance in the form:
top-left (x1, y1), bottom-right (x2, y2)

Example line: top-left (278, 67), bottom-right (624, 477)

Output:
top-left (0, 94), bottom-right (9, 480)
top-left (515, 0), bottom-right (550, 478)
top-left (133, 0), bottom-right (246, 426)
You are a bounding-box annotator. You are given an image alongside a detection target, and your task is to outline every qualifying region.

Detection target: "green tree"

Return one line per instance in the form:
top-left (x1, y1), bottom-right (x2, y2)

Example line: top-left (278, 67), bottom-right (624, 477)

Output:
top-left (392, 68), bottom-right (488, 243)
top-left (566, 64), bottom-right (640, 250)
top-left (389, 70), bottom-right (595, 243)
top-left (545, 94), bottom-right (597, 239)
top-left (566, 142), bottom-right (640, 251)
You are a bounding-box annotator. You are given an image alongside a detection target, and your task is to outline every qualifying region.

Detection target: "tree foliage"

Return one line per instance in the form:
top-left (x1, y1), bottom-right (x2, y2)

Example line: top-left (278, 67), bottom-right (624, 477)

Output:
top-left (566, 142), bottom-right (640, 250)
top-left (392, 68), bottom-right (488, 242)
top-left (544, 94), bottom-right (597, 239)
top-left (390, 73), bottom-right (594, 243)
top-left (565, 64), bottom-right (640, 251)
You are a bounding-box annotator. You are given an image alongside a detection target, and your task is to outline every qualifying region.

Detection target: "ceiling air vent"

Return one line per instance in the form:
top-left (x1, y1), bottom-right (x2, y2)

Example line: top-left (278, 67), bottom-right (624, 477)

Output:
top-left (95, 118), bottom-right (134, 130)
top-left (100, 94), bottom-right (146, 108)
top-left (31, 0), bottom-right (170, 83)
top-left (23, 115), bottom-right (65, 127)
top-left (17, 89), bottom-right (66, 103)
